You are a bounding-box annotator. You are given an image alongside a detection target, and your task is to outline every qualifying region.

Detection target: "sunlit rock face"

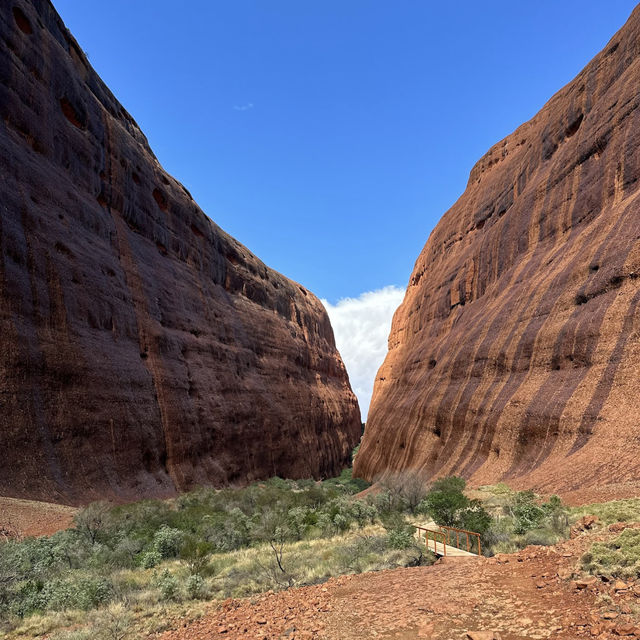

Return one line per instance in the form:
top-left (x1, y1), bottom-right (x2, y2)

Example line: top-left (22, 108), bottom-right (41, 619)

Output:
top-left (0, 0), bottom-right (361, 504)
top-left (355, 6), bottom-right (640, 494)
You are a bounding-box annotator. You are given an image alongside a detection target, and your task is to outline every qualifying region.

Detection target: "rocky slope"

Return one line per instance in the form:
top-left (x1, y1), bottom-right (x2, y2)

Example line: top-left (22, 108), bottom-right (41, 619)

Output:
top-left (0, 1), bottom-right (360, 503)
top-left (355, 6), bottom-right (640, 493)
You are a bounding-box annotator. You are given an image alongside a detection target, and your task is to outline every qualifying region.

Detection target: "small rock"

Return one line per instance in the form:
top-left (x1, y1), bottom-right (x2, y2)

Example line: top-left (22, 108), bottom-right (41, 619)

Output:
top-left (609, 522), bottom-right (629, 533)
top-left (571, 515), bottom-right (599, 538)
top-left (613, 622), bottom-right (636, 636)
top-left (573, 577), bottom-right (597, 589)
top-left (614, 580), bottom-right (629, 591)
top-left (602, 612), bottom-right (619, 620)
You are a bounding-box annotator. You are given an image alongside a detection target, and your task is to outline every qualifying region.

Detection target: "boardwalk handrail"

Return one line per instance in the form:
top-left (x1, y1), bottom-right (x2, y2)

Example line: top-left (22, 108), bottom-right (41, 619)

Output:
top-left (439, 525), bottom-right (481, 555)
top-left (415, 526), bottom-right (447, 556)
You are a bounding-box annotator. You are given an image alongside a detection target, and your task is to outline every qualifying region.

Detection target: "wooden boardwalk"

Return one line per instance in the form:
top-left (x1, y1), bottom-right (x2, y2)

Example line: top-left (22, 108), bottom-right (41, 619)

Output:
top-left (415, 524), bottom-right (480, 557)
top-left (425, 539), bottom-right (477, 557)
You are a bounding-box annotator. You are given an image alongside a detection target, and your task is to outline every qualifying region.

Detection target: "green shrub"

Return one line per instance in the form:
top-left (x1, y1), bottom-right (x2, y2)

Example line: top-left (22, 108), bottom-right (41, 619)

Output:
top-left (418, 476), bottom-right (469, 526)
top-left (572, 498), bottom-right (640, 525)
top-left (332, 513), bottom-right (350, 533)
top-left (387, 528), bottom-right (413, 550)
top-left (582, 529), bottom-right (640, 579)
top-left (153, 526), bottom-right (184, 559)
top-left (417, 476), bottom-right (492, 539)
top-left (155, 568), bottom-right (180, 601)
top-left (12, 575), bottom-right (113, 616)
top-left (180, 537), bottom-right (214, 576)
top-left (75, 576), bottom-right (113, 610)
top-left (375, 490), bottom-right (405, 515)
top-left (511, 491), bottom-right (545, 534)
top-left (186, 573), bottom-right (207, 599)
top-left (112, 536), bottom-right (144, 568)
top-left (461, 503), bottom-right (492, 534)
top-left (211, 508), bottom-right (251, 551)
top-left (141, 550), bottom-right (162, 569)
top-left (323, 467), bottom-right (370, 493)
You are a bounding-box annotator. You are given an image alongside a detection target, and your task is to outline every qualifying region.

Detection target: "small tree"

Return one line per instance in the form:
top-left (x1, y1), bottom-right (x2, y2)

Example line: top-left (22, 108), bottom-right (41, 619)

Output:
top-left (252, 509), bottom-right (296, 588)
top-left (397, 472), bottom-right (428, 513)
top-left (74, 502), bottom-right (111, 546)
top-left (510, 491), bottom-right (545, 534)
top-left (418, 476), bottom-right (469, 526)
top-left (542, 495), bottom-right (569, 534)
top-left (180, 536), bottom-right (214, 576)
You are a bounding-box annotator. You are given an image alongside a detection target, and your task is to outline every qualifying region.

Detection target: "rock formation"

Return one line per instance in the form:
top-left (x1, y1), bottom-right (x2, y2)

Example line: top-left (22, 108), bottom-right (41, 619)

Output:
top-left (0, 1), bottom-right (361, 504)
top-left (355, 6), bottom-right (640, 494)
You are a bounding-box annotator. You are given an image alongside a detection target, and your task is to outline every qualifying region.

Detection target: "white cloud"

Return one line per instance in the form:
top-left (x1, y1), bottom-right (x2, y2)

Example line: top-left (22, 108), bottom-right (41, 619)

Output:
top-left (322, 285), bottom-right (405, 420)
top-left (233, 102), bottom-right (254, 111)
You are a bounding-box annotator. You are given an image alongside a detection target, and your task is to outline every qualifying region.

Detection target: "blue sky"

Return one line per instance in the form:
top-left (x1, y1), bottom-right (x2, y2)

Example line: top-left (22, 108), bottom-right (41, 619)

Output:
top-left (52, 1), bottom-right (638, 416)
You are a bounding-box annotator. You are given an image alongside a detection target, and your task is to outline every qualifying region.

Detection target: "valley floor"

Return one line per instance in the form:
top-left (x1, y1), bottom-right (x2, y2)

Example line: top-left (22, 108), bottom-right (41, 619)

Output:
top-left (159, 528), bottom-right (640, 640)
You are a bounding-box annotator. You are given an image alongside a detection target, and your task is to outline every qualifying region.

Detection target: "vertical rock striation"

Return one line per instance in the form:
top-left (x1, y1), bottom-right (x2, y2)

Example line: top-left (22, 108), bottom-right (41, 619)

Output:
top-left (0, 1), bottom-right (361, 503)
top-left (355, 6), bottom-right (640, 494)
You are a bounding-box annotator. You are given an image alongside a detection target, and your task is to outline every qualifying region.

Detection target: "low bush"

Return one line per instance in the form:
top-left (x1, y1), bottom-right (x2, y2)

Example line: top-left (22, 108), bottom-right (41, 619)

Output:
top-left (582, 528), bottom-right (640, 579)
top-left (572, 498), bottom-right (640, 526)
top-left (141, 550), bottom-right (162, 569)
top-left (155, 568), bottom-right (180, 601)
top-left (387, 527), bottom-right (413, 550)
top-left (153, 526), bottom-right (184, 559)
top-left (186, 573), bottom-right (208, 600)
top-left (478, 491), bottom-right (570, 556)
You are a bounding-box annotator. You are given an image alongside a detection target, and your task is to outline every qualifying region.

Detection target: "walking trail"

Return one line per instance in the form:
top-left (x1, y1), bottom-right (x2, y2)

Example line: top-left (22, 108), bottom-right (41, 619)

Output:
top-left (159, 524), bottom-right (640, 640)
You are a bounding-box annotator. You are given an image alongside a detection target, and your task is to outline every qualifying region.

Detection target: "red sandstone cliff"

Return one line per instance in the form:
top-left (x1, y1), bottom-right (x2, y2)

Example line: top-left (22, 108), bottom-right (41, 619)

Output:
top-left (355, 6), bottom-right (640, 494)
top-left (0, 1), bottom-right (361, 504)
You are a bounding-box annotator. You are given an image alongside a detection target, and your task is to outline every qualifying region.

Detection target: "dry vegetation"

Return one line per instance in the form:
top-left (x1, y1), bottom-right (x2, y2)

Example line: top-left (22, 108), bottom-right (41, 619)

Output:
top-left (4, 471), bottom-right (639, 640)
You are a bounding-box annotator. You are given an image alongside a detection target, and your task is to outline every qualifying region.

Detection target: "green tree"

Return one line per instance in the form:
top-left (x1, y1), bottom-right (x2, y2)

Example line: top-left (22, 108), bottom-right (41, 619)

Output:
top-left (510, 491), bottom-right (545, 534)
top-left (418, 476), bottom-right (469, 526)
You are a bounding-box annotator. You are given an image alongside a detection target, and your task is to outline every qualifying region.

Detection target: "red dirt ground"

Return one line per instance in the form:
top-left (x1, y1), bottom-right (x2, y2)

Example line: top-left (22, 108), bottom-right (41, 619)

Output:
top-left (0, 496), bottom-right (77, 538)
top-left (158, 526), bottom-right (640, 640)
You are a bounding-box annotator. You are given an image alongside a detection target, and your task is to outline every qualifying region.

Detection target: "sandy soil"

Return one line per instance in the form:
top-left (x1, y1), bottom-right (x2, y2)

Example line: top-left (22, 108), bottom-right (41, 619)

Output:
top-left (0, 496), bottom-right (77, 538)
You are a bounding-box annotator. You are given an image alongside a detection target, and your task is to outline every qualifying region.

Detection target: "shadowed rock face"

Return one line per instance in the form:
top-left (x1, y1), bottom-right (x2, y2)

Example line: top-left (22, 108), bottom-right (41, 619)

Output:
top-left (0, 1), bottom-right (361, 504)
top-left (355, 6), bottom-right (640, 494)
